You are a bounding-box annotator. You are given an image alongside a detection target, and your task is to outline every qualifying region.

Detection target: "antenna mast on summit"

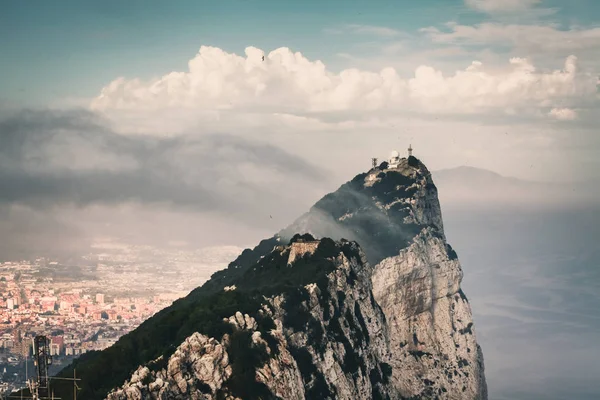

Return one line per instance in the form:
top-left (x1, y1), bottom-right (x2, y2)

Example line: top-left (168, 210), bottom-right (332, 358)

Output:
top-left (371, 158), bottom-right (378, 169)
top-left (408, 144), bottom-right (413, 157)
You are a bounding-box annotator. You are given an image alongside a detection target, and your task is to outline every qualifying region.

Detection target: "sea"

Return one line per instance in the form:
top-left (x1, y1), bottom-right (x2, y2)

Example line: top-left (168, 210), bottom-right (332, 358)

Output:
top-left (442, 204), bottom-right (600, 400)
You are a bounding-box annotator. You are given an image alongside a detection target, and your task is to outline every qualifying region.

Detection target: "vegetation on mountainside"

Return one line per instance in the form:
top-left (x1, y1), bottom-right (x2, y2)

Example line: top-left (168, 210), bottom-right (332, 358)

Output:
top-left (223, 329), bottom-right (272, 399)
top-left (51, 235), bottom-right (359, 400)
top-left (280, 245), bottom-right (377, 399)
top-left (303, 164), bottom-right (426, 265)
top-left (407, 155), bottom-right (420, 168)
top-left (51, 289), bottom-right (275, 400)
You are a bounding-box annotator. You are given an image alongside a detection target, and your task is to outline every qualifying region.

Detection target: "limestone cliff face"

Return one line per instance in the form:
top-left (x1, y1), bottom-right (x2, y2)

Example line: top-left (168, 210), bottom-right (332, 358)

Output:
top-left (372, 229), bottom-right (486, 399)
top-left (101, 156), bottom-right (486, 400)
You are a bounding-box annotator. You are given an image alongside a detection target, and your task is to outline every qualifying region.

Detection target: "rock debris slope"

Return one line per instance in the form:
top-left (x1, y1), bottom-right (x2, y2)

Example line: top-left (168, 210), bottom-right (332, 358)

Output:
top-left (56, 156), bottom-right (487, 400)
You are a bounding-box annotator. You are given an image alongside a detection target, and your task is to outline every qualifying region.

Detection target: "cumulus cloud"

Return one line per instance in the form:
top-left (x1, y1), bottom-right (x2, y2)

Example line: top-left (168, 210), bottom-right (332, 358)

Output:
top-left (465, 0), bottom-right (542, 13)
top-left (91, 46), bottom-right (595, 127)
top-left (549, 107), bottom-right (577, 120)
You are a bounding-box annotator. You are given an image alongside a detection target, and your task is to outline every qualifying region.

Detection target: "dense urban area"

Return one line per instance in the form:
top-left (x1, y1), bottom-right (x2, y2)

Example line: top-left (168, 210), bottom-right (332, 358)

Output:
top-left (0, 241), bottom-right (242, 395)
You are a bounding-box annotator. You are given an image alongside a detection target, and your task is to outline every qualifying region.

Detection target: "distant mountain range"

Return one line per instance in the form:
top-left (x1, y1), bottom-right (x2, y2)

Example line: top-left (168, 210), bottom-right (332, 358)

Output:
top-left (432, 166), bottom-right (598, 207)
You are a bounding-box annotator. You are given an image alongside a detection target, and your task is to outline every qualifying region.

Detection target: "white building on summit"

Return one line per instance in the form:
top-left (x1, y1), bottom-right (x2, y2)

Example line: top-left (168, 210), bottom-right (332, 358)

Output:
top-left (387, 145), bottom-right (414, 169)
top-left (388, 150), bottom-right (401, 168)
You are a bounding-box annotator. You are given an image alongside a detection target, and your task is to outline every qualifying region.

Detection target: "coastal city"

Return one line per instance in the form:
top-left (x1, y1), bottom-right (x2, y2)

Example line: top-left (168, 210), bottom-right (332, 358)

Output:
top-left (0, 240), bottom-right (242, 394)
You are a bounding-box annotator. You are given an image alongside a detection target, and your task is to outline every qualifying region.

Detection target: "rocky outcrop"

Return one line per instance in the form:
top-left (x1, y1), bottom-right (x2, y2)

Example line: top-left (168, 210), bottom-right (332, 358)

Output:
top-left (287, 240), bottom-right (320, 265)
top-left (80, 155), bottom-right (487, 400)
top-left (107, 241), bottom-right (393, 399)
top-left (106, 332), bottom-right (232, 400)
top-left (261, 244), bottom-right (394, 400)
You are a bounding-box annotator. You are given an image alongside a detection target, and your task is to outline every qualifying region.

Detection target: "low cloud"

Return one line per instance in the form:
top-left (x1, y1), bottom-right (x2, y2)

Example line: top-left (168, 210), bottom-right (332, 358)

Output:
top-left (0, 108), bottom-right (334, 258)
top-left (0, 109), bottom-right (327, 215)
top-left (549, 107), bottom-right (577, 120)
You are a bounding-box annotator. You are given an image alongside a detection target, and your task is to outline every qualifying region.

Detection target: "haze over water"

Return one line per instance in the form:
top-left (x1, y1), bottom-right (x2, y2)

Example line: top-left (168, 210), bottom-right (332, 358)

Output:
top-left (443, 204), bottom-right (600, 400)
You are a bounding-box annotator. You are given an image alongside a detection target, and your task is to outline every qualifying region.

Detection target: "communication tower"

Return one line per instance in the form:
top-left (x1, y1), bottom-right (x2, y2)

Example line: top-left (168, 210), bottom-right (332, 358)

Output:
top-left (32, 335), bottom-right (52, 399)
top-left (15, 335), bottom-right (80, 399)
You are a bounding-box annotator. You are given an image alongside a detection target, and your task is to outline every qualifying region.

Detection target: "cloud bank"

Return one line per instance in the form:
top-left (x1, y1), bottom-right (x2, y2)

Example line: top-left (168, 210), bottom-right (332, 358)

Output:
top-left (90, 46), bottom-right (596, 127)
top-left (0, 109), bottom-right (327, 215)
top-left (0, 108), bottom-right (336, 257)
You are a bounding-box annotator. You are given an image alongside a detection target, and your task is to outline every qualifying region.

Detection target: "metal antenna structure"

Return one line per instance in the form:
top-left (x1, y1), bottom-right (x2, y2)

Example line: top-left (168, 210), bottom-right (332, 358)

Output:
top-left (46, 371), bottom-right (81, 400)
top-left (32, 336), bottom-right (51, 399)
top-left (371, 158), bottom-right (378, 169)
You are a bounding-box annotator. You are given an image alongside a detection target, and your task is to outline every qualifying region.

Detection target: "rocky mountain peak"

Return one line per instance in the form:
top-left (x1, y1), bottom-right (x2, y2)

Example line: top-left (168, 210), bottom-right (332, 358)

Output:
top-left (51, 157), bottom-right (487, 400)
top-left (280, 155), bottom-right (444, 265)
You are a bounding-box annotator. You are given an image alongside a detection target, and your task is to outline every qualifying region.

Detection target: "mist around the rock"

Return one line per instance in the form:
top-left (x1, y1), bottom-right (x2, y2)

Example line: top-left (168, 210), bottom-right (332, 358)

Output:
top-left (2, 146), bottom-right (598, 263)
top-left (1, 107), bottom-right (599, 262)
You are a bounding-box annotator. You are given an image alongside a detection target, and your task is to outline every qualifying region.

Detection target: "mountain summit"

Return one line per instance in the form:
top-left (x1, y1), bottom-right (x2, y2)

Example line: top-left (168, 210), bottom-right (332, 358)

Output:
top-left (52, 154), bottom-right (487, 400)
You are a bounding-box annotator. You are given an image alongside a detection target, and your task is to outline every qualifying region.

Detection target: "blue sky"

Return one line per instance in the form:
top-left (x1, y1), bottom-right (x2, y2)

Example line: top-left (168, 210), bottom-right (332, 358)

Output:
top-left (4, 0), bottom-right (598, 106)
top-left (0, 0), bottom-right (453, 104)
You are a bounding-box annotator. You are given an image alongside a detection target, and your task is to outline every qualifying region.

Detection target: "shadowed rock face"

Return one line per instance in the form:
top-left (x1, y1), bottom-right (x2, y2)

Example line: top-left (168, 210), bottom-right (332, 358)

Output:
top-left (281, 157), bottom-right (444, 266)
top-left (107, 240), bottom-right (395, 400)
top-left (55, 157), bottom-right (487, 400)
